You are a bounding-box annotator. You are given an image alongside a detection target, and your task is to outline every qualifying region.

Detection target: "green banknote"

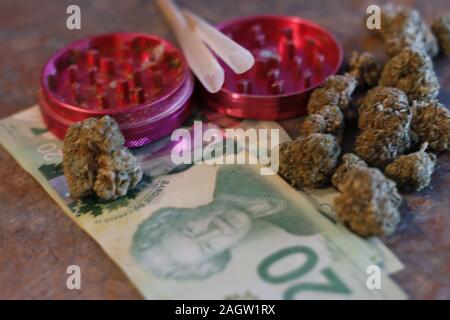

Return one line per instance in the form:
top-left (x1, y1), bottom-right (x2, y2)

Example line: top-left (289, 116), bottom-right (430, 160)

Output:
top-left (0, 106), bottom-right (406, 299)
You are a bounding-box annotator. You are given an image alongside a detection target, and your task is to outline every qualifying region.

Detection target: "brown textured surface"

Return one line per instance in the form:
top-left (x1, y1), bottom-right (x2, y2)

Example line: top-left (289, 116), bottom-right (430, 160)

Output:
top-left (0, 0), bottom-right (449, 299)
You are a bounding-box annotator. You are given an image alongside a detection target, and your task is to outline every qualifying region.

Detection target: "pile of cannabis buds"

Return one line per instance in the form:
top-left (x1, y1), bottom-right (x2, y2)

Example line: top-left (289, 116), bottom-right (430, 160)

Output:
top-left (279, 4), bottom-right (450, 237)
top-left (63, 116), bottom-right (143, 201)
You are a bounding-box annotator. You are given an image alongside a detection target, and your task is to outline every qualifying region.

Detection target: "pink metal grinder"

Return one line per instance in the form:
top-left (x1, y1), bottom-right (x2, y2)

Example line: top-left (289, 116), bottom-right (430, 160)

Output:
top-left (39, 32), bottom-right (194, 148)
top-left (202, 15), bottom-right (343, 120)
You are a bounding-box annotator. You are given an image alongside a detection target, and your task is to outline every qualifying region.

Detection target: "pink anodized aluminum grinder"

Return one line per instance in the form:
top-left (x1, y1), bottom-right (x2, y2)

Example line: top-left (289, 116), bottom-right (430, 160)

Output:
top-left (39, 32), bottom-right (194, 148)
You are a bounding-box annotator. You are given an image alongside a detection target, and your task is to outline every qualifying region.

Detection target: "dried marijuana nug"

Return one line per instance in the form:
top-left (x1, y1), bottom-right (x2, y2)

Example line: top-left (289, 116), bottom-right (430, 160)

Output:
top-left (63, 116), bottom-right (143, 201)
top-left (298, 105), bottom-right (344, 141)
top-left (334, 166), bottom-right (402, 237)
top-left (431, 13), bottom-right (450, 56)
top-left (380, 4), bottom-right (438, 58)
top-left (384, 143), bottom-right (437, 191)
top-left (410, 100), bottom-right (450, 152)
top-left (278, 133), bottom-right (341, 188)
top-left (298, 113), bottom-right (327, 136)
top-left (355, 126), bottom-right (411, 168)
top-left (94, 149), bottom-right (143, 200)
top-left (331, 153), bottom-right (368, 190)
top-left (347, 51), bottom-right (381, 88)
top-left (358, 86), bottom-right (411, 131)
top-left (380, 47), bottom-right (440, 102)
top-left (307, 74), bottom-right (357, 114)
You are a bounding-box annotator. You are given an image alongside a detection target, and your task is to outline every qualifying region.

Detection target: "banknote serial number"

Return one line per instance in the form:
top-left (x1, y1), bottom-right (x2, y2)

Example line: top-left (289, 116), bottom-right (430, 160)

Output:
top-left (175, 304), bottom-right (275, 317)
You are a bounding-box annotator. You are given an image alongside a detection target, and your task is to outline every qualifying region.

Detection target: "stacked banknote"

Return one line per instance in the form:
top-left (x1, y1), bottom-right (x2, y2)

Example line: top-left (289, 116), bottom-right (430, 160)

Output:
top-left (0, 106), bottom-right (406, 299)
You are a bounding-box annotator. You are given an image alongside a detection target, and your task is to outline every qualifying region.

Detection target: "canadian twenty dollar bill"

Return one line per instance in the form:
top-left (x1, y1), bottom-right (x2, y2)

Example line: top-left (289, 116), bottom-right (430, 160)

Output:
top-left (0, 106), bottom-right (406, 299)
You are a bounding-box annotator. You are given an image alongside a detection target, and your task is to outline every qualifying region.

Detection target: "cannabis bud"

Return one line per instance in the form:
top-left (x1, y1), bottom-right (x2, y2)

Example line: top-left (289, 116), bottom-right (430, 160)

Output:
top-left (307, 74), bottom-right (357, 114)
top-left (431, 13), bottom-right (450, 56)
top-left (379, 4), bottom-right (438, 58)
top-left (347, 51), bottom-right (381, 88)
top-left (355, 87), bottom-right (412, 168)
top-left (94, 149), bottom-right (143, 200)
top-left (278, 133), bottom-right (341, 188)
top-left (334, 166), bottom-right (402, 237)
top-left (63, 116), bottom-right (143, 201)
top-left (298, 105), bottom-right (344, 142)
top-left (331, 153), bottom-right (367, 190)
top-left (385, 143), bottom-right (437, 191)
top-left (410, 100), bottom-right (450, 152)
top-left (358, 86), bottom-right (411, 131)
top-left (298, 113), bottom-right (326, 136)
top-left (355, 127), bottom-right (411, 168)
top-left (380, 47), bottom-right (440, 102)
